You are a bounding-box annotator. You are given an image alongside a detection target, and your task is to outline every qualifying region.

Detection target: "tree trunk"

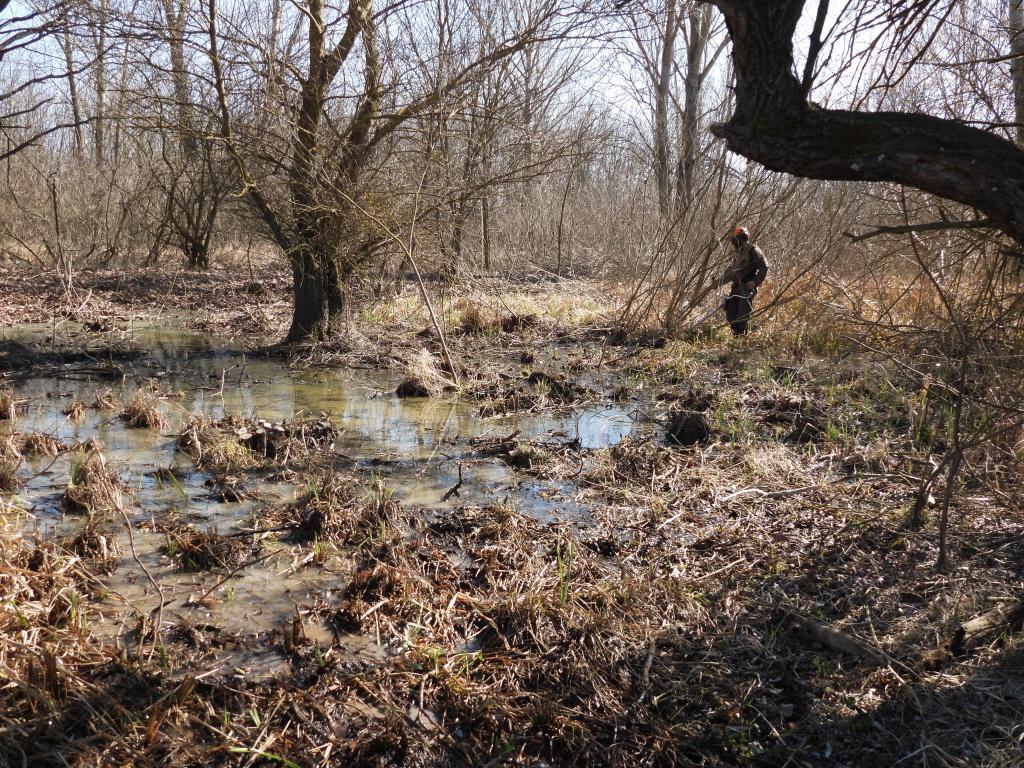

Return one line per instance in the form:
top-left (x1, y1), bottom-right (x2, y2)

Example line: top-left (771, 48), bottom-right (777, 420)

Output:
top-left (286, 248), bottom-right (347, 343)
top-left (163, 0), bottom-right (197, 158)
top-left (92, 0), bottom-right (108, 166)
top-left (706, 0), bottom-right (1024, 245)
top-left (1011, 0), bottom-right (1024, 146)
top-left (676, 5), bottom-right (711, 209)
top-left (61, 8), bottom-right (84, 156)
top-left (654, 1), bottom-right (678, 217)
top-left (481, 194), bottom-right (492, 271)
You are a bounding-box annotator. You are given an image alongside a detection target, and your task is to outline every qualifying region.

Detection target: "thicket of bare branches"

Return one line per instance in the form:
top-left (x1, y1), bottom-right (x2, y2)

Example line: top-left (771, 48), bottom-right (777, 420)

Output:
top-left (0, 0), bottom-right (1021, 350)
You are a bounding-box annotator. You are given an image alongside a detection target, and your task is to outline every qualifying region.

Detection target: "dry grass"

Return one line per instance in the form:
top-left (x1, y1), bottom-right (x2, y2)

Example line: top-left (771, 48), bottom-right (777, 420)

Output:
top-left (0, 459), bottom-right (22, 493)
top-left (177, 412), bottom-right (338, 469)
top-left (119, 390), bottom-right (169, 430)
top-left (266, 471), bottom-right (402, 545)
top-left (62, 399), bottom-right (87, 420)
top-left (0, 274), bottom-right (1022, 766)
top-left (60, 522), bottom-right (121, 573)
top-left (18, 432), bottom-right (65, 457)
top-left (177, 414), bottom-right (257, 471)
top-left (456, 298), bottom-right (491, 334)
top-left (161, 524), bottom-right (258, 570)
top-left (0, 388), bottom-right (17, 420)
top-left (62, 450), bottom-right (125, 516)
top-left (396, 348), bottom-right (451, 398)
top-left (91, 389), bottom-right (120, 411)
top-left (0, 434), bottom-right (21, 463)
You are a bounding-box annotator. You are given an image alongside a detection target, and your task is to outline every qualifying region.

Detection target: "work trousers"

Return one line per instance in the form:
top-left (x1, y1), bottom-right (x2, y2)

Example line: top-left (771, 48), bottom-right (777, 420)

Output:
top-left (724, 286), bottom-right (755, 335)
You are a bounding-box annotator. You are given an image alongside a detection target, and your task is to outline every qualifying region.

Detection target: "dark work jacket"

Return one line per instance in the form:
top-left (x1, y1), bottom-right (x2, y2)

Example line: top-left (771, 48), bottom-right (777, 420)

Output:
top-left (720, 243), bottom-right (768, 291)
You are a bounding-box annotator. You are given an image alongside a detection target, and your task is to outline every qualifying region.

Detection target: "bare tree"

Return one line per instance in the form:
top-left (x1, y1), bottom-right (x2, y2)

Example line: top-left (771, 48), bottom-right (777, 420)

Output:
top-left (206, 0), bottom-right (583, 342)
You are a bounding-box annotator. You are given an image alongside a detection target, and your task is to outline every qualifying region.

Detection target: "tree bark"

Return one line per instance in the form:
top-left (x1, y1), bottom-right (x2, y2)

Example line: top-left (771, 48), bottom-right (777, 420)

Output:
top-left (705, 0), bottom-right (1024, 245)
top-left (91, 0), bottom-right (108, 165)
top-left (286, 247), bottom-right (349, 342)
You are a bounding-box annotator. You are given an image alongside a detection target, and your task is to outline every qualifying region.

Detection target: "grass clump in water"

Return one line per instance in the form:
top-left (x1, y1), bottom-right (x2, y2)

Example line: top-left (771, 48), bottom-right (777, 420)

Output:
top-left (177, 414), bottom-right (257, 471)
top-left (396, 349), bottom-right (450, 398)
top-left (62, 450), bottom-right (125, 516)
top-left (161, 525), bottom-right (257, 570)
top-left (0, 459), bottom-right (22, 493)
top-left (119, 390), bottom-right (169, 430)
top-left (18, 432), bottom-right (65, 457)
top-left (60, 522), bottom-right (121, 573)
top-left (269, 472), bottom-right (402, 546)
top-left (62, 399), bottom-right (86, 421)
top-left (91, 389), bottom-right (120, 411)
top-left (0, 388), bottom-right (17, 421)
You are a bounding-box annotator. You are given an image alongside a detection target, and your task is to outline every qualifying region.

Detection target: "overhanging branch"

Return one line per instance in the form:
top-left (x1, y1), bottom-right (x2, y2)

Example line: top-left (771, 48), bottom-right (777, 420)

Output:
top-left (844, 218), bottom-right (995, 244)
top-left (704, 0), bottom-right (1024, 246)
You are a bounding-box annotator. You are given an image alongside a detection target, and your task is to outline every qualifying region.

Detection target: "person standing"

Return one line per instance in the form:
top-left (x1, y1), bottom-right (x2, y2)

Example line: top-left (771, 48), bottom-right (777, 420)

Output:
top-left (720, 226), bottom-right (768, 335)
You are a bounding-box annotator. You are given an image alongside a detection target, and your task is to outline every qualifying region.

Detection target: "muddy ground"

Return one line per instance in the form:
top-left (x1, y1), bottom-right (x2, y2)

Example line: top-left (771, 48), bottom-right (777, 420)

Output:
top-left (1, 266), bottom-right (1022, 767)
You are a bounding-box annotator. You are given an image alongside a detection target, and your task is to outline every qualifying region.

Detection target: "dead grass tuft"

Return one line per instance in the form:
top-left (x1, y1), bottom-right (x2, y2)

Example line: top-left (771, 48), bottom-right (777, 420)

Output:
top-left (91, 389), bottom-right (120, 411)
top-left (177, 414), bottom-right (258, 471)
top-left (161, 525), bottom-right (258, 570)
top-left (0, 388), bottom-right (17, 420)
top-left (18, 432), bottom-right (65, 457)
top-left (0, 434), bottom-right (21, 463)
top-left (62, 399), bottom-right (87, 421)
top-left (0, 459), bottom-right (22, 493)
top-left (119, 390), bottom-right (169, 430)
top-left (60, 523), bottom-right (121, 573)
top-left (178, 412), bottom-right (337, 469)
top-left (478, 369), bottom-right (594, 416)
top-left (62, 450), bottom-right (125, 516)
top-left (396, 348), bottom-right (451, 398)
top-left (267, 472), bottom-right (403, 546)
top-left (456, 299), bottom-right (490, 335)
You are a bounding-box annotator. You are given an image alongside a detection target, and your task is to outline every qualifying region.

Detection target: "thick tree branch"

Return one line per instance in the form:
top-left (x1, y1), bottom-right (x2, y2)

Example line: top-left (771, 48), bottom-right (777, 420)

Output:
top-left (704, 0), bottom-right (1024, 245)
top-left (844, 218), bottom-right (995, 244)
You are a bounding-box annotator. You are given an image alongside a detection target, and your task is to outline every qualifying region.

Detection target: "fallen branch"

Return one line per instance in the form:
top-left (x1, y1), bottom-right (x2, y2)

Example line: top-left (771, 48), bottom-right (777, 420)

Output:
top-left (719, 473), bottom-right (913, 504)
top-left (919, 598), bottom-right (1024, 669)
top-left (786, 611), bottom-right (883, 662)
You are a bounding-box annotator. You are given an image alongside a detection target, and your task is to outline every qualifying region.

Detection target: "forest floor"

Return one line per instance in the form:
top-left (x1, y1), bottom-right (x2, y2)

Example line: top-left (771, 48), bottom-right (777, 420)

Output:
top-left (1, 264), bottom-right (1022, 767)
